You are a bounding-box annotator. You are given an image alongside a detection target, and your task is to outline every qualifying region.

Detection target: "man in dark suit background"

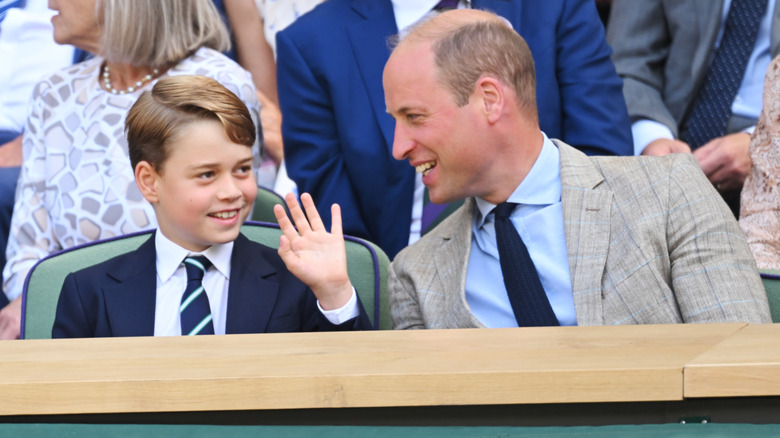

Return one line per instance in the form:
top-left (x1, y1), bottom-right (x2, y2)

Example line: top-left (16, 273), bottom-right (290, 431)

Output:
top-left (607, 0), bottom-right (780, 214)
top-left (276, 0), bottom-right (632, 259)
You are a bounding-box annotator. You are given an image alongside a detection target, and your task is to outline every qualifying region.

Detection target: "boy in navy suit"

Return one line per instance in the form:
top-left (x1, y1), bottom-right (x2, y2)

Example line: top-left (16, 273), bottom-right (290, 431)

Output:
top-left (53, 75), bottom-right (370, 338)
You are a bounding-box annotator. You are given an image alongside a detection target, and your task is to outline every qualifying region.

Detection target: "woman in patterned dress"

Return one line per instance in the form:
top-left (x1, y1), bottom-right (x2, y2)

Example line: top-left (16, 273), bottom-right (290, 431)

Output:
top-left (740, 56), bottom-right (780, 270)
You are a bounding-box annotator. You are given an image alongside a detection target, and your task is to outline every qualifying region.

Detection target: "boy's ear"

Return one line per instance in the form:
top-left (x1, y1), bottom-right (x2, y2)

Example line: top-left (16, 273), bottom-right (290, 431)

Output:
top-left (134, 161), bottom-right (160, 204)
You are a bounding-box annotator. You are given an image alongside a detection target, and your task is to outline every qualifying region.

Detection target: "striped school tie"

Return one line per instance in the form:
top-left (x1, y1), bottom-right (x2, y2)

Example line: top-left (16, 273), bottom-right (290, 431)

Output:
top-left (180, 256), bottom-right (215, 336)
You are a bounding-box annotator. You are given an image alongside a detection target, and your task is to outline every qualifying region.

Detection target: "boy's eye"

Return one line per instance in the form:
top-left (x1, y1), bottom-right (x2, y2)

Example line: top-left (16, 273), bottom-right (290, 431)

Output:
top-left (198, 171), bottom-right (215, 179)
top-left (235, 165), bottom-right (252, 174)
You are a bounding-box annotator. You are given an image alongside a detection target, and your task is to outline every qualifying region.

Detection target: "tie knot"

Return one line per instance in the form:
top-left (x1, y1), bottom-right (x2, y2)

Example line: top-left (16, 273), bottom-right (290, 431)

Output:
top-left (493, 202), bottom-right (517, 220)
top-left (184, 256), bottom-right (212, 282)
top-left (434, 0), bottom-right (458, 10)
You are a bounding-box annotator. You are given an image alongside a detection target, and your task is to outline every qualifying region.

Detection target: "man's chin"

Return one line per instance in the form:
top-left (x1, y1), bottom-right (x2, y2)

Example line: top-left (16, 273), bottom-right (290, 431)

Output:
top-left (426, 188), bottom-right (459, 205)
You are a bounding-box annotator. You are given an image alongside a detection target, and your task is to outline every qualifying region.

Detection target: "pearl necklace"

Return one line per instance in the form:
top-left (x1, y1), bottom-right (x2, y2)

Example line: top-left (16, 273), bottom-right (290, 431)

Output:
top-left (102, 63), bottom-right (159, 95)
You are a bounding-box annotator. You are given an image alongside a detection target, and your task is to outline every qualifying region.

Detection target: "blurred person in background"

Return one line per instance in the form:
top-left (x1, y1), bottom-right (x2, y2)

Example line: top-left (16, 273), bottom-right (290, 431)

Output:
top-left (740, 56), bottom-right (780, 270)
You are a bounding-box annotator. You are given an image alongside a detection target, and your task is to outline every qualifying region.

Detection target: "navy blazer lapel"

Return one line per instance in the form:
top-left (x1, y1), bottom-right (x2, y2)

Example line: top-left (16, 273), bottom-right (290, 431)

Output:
top-left (103, 234), bottom-right (157, 337)
top-left (347, 0), bottom-right (400, 154)
top-left (225, 234), bottom-right (280, 334)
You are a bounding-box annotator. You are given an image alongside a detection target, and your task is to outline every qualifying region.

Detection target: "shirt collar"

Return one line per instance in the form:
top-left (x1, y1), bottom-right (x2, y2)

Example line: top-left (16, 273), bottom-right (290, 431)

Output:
top-left (391, 0), bottom-right (470, 32)
top-left (155, 230), bottom-right (234, 283)
top-left (475, 133), bottom-right (562, 227)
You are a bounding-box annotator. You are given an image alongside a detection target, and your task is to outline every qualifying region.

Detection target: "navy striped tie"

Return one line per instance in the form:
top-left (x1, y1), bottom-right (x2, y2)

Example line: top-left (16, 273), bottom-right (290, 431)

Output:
top-left (180, 256), bottom-right (215, 336)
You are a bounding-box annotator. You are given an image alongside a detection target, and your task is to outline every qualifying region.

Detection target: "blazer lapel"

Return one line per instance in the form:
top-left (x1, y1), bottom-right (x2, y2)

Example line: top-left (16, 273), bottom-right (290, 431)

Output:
top-left (691, 0), bottom-right (725, 83)
top-left (225, 234), bottom-right (280, 334)
top-left (347, 0), bottom-right (398, 153)
top-left (557, 141), bottom-right (612, 326)
top-left (103, 235), bottom-right (157, 337)
top-left (433, 199), bottom-right (484, 328)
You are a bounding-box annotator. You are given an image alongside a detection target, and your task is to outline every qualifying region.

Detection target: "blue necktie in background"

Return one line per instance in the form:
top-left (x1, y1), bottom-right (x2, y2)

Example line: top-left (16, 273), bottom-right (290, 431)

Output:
top-left (421, 189), bottom-right (463, 235)
top-left (682, 0), bottom-right (768, 149)
top-left (434, 0), bottom-right (459, 10)
top-left (180, 256), bottom-right (215, 336)
top-left (494, 202), bottom-right (559, 327)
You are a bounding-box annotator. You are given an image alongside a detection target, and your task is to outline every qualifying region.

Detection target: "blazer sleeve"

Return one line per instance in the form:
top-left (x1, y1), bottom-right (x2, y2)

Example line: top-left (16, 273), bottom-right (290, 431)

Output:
top-left (387, 254), bottom-right (426, 330)
top-left (665, 154), bottom-right (771, 323)
top-left (550, 0), bottom-right (633, 156)
top-left (276, 29), bottom-right (372, 242)
top-left (606, 0), bottom-right (679, 133)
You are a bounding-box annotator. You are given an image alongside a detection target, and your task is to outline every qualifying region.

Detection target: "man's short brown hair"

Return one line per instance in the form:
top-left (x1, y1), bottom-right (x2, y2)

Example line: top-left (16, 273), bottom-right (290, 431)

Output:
top-left (126, 75), bottom-right (256, 174)
top-left (401, 11), bottom-right (538, 120)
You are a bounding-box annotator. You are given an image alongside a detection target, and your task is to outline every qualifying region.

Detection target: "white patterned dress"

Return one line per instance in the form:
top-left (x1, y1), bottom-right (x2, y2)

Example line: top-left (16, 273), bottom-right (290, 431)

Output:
top-left (3, 46), bottom-right (262, 300)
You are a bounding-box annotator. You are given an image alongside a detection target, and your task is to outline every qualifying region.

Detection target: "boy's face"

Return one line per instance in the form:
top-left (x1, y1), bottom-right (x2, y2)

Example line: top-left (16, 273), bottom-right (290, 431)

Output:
top-left (140, 119), bottom-right (257, 252)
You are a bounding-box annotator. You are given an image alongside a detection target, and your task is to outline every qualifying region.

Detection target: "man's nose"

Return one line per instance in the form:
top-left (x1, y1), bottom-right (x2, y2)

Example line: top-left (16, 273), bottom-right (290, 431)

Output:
top-left (392, 123), bottom-right (415, 160)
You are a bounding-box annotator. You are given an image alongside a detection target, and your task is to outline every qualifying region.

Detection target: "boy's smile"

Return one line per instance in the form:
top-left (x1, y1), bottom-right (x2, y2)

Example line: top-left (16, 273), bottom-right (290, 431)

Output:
top-left (141, 119), bottom-right (257, 252)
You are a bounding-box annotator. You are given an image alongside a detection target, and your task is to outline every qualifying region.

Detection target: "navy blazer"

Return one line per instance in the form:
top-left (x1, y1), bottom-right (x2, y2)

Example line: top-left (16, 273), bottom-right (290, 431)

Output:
top-left (52, 233), bottom-right (371, 338)
top-left (277, 0), bottom-right (632, 258)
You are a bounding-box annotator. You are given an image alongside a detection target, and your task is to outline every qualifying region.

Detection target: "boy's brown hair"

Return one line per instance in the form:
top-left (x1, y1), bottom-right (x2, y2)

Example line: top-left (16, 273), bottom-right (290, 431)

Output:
top-left (126, 75), bottom-right (256, 173)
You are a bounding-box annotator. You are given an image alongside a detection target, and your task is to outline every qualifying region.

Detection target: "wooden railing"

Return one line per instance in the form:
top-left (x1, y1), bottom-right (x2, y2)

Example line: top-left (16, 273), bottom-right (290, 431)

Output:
top-left (3, 323), bottom-right (780, 417)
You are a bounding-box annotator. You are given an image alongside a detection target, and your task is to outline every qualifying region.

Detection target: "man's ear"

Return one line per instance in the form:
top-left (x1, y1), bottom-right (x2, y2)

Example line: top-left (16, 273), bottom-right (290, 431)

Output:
top-left (134, 161), bottom-right (160, 204)
top-left (474, 76), bottom-right (504, 124)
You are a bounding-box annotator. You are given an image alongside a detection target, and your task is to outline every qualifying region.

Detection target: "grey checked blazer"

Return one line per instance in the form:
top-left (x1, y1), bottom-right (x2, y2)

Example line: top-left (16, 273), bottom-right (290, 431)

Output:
top-left (607, 0), bottom-right (780, 136)
top-left (388, 141), bottom-right (771, 329)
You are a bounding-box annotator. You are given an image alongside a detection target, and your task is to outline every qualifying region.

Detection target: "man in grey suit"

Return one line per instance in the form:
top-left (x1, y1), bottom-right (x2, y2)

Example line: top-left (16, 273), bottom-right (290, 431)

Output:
top-left (607, 0), bottom-right (780, 213)
top-left (384, 9), bottom-right (771, 329)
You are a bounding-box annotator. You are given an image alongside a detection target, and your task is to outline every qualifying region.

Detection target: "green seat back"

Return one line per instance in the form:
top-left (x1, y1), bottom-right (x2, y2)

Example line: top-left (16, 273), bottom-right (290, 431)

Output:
top-left (251, 187), bottom-right (287, 223)
top-left (22, 231), bottom-right (153, 339)
top-left (22, 222), bottom-right (391, 339)
top-left (760, 269), bottom-right (780, 323)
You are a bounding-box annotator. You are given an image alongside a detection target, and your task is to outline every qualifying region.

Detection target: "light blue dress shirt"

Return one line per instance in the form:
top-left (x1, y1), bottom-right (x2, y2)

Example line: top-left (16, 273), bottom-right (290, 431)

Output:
top-left (464, 134), bottom-right (576, 328)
